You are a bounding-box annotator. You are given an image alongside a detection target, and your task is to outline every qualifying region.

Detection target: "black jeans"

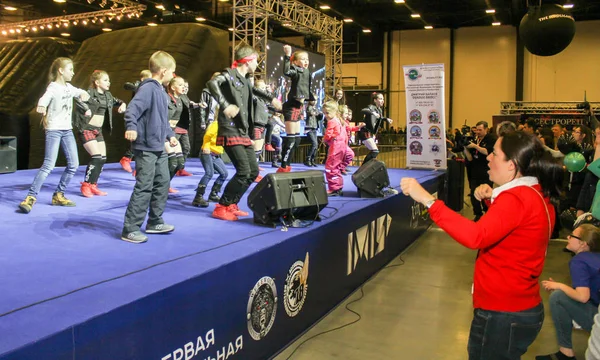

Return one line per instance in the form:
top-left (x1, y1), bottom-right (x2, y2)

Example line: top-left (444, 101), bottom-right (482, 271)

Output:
top-left (175, 133), bottom-right (190, 159)
top-left (123, 150), bottom-right (169, 233)
top-left (220, 145), bottom-right (259, 206)
top-left (468, 303), bottom-right (544, 360)
top-left (306, 129), bottom-right (318, 160)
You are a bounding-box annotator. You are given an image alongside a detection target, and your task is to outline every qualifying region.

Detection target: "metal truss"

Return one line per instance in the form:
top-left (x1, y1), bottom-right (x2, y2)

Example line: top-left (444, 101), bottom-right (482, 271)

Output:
top-left (501, 101), bottom-right (600, 115)
top-left (0, 4), bottom-right (146, 33)
top-left (233, 0), bottom-right (343, 94)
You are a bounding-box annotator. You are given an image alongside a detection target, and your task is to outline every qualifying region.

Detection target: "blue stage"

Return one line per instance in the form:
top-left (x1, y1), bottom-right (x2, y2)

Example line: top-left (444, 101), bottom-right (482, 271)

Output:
top-left (0, 159), bottom-right (443, 359)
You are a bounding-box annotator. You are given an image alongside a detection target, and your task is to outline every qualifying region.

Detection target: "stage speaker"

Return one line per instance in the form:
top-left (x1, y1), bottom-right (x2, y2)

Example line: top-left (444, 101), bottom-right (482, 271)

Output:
top-left (247, 170), bottom-right (328, 226)
top-left (351, 159), bottom-right (390, 198)
top-left (0, 136), bottom-right (17, 174)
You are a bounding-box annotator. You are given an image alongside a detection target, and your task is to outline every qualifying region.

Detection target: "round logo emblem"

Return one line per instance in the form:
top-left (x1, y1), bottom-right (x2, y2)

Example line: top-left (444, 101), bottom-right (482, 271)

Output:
top-left (247, 276), bottom-right (277, 340)
top-left (284, 253), bottom-right (310, 318)
top-left (407, 68), bottom-right (421, 81)
top-left (409, 109), bottom-right (422, 123)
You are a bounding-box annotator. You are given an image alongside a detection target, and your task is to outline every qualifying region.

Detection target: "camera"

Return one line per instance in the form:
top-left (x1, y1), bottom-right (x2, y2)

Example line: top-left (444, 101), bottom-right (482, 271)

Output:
top-left (452, 125), bottom-right (474, 152)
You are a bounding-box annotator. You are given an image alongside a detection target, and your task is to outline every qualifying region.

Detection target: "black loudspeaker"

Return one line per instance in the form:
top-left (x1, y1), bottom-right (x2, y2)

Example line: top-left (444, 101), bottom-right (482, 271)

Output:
top-left (439, 159), bottom-right (465, 211)
top-left (0, 136), bottom-right (17, 174)
top-left (247, 170), bottom-right (328, 226)
top-left (351, 159), bottom-right (390, 198)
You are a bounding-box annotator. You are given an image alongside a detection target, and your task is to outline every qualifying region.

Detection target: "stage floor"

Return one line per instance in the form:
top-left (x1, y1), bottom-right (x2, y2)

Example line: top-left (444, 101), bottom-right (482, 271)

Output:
top-left (0, 159), bottom-right (441, 357)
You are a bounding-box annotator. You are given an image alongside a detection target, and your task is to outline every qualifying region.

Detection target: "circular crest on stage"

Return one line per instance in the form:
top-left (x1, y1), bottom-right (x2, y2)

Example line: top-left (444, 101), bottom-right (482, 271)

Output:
top-left (247, 276), bottom-right (278, 341)
top-left (283, 253), bottom-right (309, 318)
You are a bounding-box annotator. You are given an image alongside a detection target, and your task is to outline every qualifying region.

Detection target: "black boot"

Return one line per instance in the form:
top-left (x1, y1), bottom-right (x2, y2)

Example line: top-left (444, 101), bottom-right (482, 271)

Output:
top-left (192, 185), bottom-right (209, 208)
top-left (304, 157), bottom-right (312, 167)
top-left (208, 182), bottom-right (223, 202)
top-left (272, 154), bottom-right (281, 168)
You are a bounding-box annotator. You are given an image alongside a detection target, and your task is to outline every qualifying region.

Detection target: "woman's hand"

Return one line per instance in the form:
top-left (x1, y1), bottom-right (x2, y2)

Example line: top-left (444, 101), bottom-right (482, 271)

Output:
top-left (118, 103), bottom-right (127, 113)
top-left (474, 184), bottom-right (493, 201)
top-left (400, 177), bottom-right (435, 205)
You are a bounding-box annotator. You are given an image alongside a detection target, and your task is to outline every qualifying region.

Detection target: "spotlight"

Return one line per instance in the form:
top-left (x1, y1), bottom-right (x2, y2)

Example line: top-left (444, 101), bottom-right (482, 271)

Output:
top-left (424, 25), bottom-right (433, 29)
top-left (3, 6), bottom-right (17, 11)
top-left (102, 27), bottom-right (112, 32)
top-left (99, 0), bottom-right (107, 8)
top-left (148, 22), bottom-right (157, 26)
top-left (195, 17), bottom-right (206, 21)
top-left (60, 33), bottom-right (70, 37)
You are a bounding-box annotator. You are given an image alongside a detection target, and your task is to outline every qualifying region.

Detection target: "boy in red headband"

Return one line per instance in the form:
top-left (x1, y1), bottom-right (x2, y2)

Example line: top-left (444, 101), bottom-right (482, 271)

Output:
top-left (207, 45), bottom-right (282, 221)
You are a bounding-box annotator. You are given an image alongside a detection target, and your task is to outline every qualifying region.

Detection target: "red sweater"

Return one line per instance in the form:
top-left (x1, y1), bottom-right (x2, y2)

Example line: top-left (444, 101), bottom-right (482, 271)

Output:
top-left (428, 184), bottom-right (555, 312)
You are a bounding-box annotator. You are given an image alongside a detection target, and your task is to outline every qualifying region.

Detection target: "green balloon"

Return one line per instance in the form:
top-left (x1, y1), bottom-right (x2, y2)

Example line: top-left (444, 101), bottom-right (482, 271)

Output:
top-left (564, 152), bottom-right (586, 172)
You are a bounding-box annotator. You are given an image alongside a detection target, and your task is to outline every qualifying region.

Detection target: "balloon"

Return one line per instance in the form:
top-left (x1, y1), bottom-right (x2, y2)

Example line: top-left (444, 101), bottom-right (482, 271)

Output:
top-left (564, 152), bottom-right (586, 172)
top-left (519, 4), bottom-right (575, 57)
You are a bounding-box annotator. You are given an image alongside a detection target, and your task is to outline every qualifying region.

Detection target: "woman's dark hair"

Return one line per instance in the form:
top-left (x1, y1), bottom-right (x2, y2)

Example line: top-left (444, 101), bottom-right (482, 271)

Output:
top-left (500, 131), bottom-right (563, 204)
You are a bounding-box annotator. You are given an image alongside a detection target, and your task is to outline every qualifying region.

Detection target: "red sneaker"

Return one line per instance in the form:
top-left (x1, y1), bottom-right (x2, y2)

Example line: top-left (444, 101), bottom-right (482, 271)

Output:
top-left (90, 184), bottom-right (107, 196)
top-left (228, 204), bottom-right (249, 216)
top-left (265, 144), bottom-right (276, 152)
top-left (119, 157), bottom-right (132, 173)
top-left (254, 175), bottom-right (263, 183)
top-left (80, 182), bottom-right (94, 198)
top-left (168, 187), bottom-right (179, 194)
top-left (212, 204), bottom-right (238, 221)
top-left (276, 166), bottom-right (291, 173)
top-left (177, 169), bottom-right (193, 176)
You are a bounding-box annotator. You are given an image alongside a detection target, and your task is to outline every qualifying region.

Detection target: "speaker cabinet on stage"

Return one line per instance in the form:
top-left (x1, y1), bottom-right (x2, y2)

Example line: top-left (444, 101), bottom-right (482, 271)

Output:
top-left (439, 159), bottom-right (465, 211)
top-left (351, 159), bottom-right (390, 198)
top-left (0, 136), bottom-right (17, 174)
top-left (247, 170), bottom-right (328, 226)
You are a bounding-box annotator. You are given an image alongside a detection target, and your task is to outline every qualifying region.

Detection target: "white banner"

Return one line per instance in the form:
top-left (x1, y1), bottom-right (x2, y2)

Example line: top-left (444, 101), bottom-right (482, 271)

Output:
top-left (403, 64), bottom-right (447, 170)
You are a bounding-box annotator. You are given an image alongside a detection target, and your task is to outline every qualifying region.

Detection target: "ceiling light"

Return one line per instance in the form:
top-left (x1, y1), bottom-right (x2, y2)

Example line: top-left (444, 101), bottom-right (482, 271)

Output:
top-left (60, 33), bottom-right (70, 37)
top-left (563, 4), bottom-right (574, 9)
top-left (424, 25), bottom-right (433, 29)
top-left (218, 0), bottom-right (228, 2)
top-left (3, 6), bottom-right (17, 11)
top-left (228, 27), bottom-right (234, 31)
top-left (411, 14), bottom-right (421, 18)
top-left (53, 0), bottom-right (66, 3)
top-left (362, 29), bottom-right (371, 33)
top-left (394, 0), bottom-right (405, 3)
top-left (492, 22), bottom-right (501, 26)
top-left (32, 27), bottom-right (37, 31)
top-left (343, 18), bottom-right (353, 23)
top-left (148, 22), bottom-right (157, 26)
top-left (156, 4), bottom-right (165, 10)
top-left (196, 17), bottom-right (206, 21)
top-left (319, 5), bottom-right (331, 10)
top-left (102, 28), bottom-right (112, 32)
top-left (486, 9), bottom-right (496, 14)
top-left (1, 31), bottom-right (6, 35)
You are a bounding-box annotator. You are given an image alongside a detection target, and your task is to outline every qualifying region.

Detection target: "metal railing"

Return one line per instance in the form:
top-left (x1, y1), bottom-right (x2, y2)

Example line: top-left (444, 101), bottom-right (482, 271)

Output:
top-left (260, 142), bottom-right (407, 169)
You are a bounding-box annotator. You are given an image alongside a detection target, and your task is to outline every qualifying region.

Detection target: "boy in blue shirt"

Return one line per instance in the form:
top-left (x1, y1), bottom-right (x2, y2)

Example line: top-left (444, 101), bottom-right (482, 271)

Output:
top-left (121, 51), bottom-right (178, 243)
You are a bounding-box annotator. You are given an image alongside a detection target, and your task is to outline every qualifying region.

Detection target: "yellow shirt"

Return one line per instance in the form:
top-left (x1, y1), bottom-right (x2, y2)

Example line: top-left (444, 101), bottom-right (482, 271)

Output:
top-left (202, 121), bottom-right (224, 155)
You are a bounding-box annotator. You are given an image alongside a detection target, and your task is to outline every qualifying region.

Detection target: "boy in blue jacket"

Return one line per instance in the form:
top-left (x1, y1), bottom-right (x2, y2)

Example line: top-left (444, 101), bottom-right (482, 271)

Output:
top-left (121, 51), bottom-right (178, 243)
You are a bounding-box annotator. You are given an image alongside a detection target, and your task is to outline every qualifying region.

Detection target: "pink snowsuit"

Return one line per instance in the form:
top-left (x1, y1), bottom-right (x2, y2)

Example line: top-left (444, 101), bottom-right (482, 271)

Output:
top-left (343, 120), bottom-right (359, 170)
top-left (324, 117), bottom-right (347, 192)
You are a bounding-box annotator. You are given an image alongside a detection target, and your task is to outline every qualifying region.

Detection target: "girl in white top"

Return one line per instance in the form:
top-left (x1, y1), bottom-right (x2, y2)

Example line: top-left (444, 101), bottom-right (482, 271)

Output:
top-left (18, 57), bottom-right (90, 214)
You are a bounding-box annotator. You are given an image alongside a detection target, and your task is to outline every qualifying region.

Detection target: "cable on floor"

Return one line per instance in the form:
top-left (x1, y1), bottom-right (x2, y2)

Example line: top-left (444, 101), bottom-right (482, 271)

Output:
top-left (283, 256), bottom-right (405, 360)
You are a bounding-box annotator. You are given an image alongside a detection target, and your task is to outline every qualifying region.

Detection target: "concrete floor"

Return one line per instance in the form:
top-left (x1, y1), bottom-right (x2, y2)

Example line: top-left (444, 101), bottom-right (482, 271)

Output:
top-left (274, 205), bottom-right (591, 360)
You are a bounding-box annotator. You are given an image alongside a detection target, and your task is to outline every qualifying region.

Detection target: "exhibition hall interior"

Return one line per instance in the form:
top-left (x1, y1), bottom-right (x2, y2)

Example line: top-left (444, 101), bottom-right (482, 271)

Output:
top-left (1, 0), bottom-right (600, 359)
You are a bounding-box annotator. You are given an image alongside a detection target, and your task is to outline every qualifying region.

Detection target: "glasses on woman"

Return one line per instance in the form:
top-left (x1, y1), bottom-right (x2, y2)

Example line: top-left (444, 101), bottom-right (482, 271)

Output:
top-left (568, 233), bottom-right (582, 240)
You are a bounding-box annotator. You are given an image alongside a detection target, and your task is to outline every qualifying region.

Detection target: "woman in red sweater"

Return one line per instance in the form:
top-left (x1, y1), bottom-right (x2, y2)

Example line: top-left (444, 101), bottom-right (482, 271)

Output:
top-left (401, 131), bottom-right (563, 360)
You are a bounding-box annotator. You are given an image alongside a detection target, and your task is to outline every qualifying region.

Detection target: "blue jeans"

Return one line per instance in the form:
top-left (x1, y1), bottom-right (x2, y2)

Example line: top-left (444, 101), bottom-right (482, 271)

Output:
top-left (468, 303), bottom-right (544, 360)
top-left (28, 130), bottom-right (79, 197)
top-left (550, 289), bottom-right (598, 349)
top-left (199, 153), bottom-right (228, 188)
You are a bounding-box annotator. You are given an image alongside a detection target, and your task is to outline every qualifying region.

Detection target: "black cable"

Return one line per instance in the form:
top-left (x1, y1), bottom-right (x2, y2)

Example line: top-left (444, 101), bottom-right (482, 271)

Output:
top-left (0, 228), bottom-right (279, 319)
top-left (283, 255), bottom-right (405, 360)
